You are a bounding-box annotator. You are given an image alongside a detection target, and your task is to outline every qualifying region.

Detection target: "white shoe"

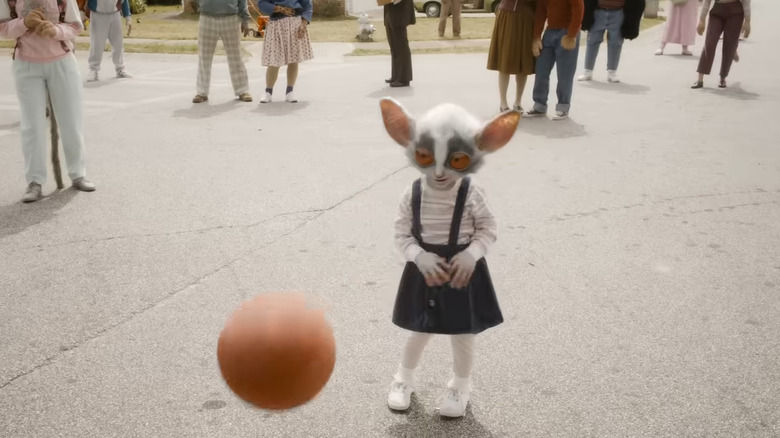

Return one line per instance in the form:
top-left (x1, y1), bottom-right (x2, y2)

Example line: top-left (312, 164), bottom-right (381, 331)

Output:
top-left (654, 48), bottom-right (663, 56)
top-left (577, 70), bottom-right (593, 81)
top-left (387, 380), bottom-right (413, 411)
top-left (285, 91), bottom-right (298, 103)
top-left (439, 387), bottom-right (469, 417)
top-left (552, 110), bottom-right (568, 121)
top-left (116, 69), bottom-right (133, 78)
top-left (607, 70), bottom-right (620, 83)
top-left (260, 92), bottom-right (272, 103)
top-left (86, 70), bottom-right (98, 82)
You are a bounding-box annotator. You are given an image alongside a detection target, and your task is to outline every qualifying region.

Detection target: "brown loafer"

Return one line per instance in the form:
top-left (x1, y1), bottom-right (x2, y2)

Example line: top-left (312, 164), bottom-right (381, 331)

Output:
top-left (192, 94), bottom-right (208, 103)
top-left (238, 92), bottom-right (253, 102)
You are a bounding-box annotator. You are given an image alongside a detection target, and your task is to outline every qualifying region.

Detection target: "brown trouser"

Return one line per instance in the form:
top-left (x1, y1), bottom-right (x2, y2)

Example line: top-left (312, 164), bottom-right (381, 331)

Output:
top-left (438, 0), bottom-right (462, 36)
top-left (697, 1), bottom-right (744, 78)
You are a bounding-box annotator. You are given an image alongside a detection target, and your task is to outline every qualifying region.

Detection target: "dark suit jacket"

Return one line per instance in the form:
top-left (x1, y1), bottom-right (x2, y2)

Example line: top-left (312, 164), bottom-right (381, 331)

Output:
top-left (581, 0), bottom-right (646, 40)
top-left (384, 0), bottom-right (416, 27)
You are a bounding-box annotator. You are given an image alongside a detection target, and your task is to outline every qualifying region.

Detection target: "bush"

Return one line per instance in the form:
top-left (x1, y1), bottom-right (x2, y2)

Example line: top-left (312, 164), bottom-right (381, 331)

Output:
top-left (313, 0), bottom-right (343, 18)
top-left (129, 0), bottom-right (147, 14)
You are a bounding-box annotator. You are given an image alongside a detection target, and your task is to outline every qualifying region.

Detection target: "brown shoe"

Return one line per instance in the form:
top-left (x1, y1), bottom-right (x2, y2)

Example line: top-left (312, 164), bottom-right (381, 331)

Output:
top-left (192, 94), bottom-right (208, 103)
top-left (238, 92), bottom-right (253, 102)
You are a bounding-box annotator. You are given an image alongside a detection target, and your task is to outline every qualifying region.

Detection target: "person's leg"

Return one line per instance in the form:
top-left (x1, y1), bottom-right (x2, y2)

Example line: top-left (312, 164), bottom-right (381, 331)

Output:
top-left (606, 9), bottom-right (624, 81)
top-left (285, 63), bottom-right (299, 102)
top-left (581, 9), bottom-right (606, 78)
top-left (439, 334), bottom-right (475, 418)
top-left (498, 72), bottom-right (510, 110)
top-left (555, 30), bottom-right (581, 115)
top-left (220, 16), bottom-right (250, 97)
top-left (718, 8), bottom-right (744, 83)
top-left (451, 0), bottom-right (462, 37)
top-left (46, 55), bottom-right (90, 185)
top-left (438, 0), bottom-right (451, 37)
top-left (696, 9), bottom-right (725, 81)
top-left (514, 73), bottom-right (528, 110)
top-left (388, 331), bottom-right (434, 410)
top-left (196, 15), bottom-right (219, 99)
top-left (13, 60), bottom-right (49, 190)
top-left (87, 13), bottom-right (109, 79)
top-left (106, 13), bottom-right (127, 76)
top-left (530, 30), bottom-right (557, 114)
top-left (386, 23), bottom-right (399, 81)
top-left (395, 25), bottom-right (412, 84)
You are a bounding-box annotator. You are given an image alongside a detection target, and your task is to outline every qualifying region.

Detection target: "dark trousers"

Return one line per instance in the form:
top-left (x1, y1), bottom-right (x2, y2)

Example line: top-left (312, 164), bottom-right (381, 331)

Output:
top-left (697, 1), bottom-right (744, 78)
top-left (386, 25), bottom-right (413, 83)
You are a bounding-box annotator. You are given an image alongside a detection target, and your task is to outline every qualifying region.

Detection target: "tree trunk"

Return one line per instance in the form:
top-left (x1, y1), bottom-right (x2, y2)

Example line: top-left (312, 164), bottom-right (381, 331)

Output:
top-left (182, 0), bottom-right (199, 14)
top-left (643, 0), bottom-right (659, 18)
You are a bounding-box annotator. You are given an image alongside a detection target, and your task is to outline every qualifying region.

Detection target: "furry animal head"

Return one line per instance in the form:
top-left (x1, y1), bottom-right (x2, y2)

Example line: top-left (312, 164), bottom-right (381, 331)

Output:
top-left (379, 97), bottom-right (520, 190)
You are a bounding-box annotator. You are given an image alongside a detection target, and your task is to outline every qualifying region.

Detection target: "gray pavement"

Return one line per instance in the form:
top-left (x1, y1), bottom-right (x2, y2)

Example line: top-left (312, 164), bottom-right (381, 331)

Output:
top-left (1, 2), bottom-right (779, 436)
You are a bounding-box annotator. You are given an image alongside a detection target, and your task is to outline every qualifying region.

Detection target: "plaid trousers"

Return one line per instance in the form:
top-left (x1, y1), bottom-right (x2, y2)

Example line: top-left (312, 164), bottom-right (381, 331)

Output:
top-left (196, 15), bottom-right (249, 96)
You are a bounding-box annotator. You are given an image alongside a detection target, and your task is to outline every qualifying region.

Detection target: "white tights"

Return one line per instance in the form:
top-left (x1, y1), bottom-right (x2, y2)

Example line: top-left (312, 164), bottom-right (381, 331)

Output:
top-left (394, 331), bottom-right (475, 391)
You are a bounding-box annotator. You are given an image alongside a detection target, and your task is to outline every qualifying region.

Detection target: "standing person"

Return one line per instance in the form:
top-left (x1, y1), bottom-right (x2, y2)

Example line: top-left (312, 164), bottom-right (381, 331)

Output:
top-left (1, 0), bottom-right (97, 203)
top-left (257, 0), bottom-right (313, 103)
top-left (525, 0), bottom-right (584, 120)
top-left (438, 0), bottom-right (462, 37)
top-left (577, 0), bottom-right (645, 83)
top-left (692, 0), bottom-right (750, 89)
top-left (192, 0), bottom-right (252, 103)
top-left (384, 0), bottom-right (415, 88)
top-left (486, 0), bottom-right (537, 113)
top-left (84, 0), bottom-right (132, 81)
top-left (655, 0), bottom-right (699, 56)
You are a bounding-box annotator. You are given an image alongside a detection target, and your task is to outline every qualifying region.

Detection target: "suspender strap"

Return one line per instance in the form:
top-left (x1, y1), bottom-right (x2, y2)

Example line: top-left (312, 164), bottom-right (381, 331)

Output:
top-left (448, 177), bottom-right (470, 248)
top-left (411, 178), bottom-right (423, 243)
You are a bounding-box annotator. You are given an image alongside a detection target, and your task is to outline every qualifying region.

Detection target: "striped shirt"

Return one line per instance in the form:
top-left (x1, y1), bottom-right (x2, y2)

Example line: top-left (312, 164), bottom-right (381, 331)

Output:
top-left (598, 0), bottom-right (624, 9)
top-left (700, 0), bottom-right (750, 20)
top-left (394, 178), bottom-right (498, 263)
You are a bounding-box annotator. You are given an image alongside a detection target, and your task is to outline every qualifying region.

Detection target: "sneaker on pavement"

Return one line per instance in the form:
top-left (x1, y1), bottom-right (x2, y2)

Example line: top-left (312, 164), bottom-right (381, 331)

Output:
top-left (192, 94), bottom-right (208, 103)
top-left (116, 70), bottom-right (133, 79)
top-left (439, 387), bottom-right (469, 418)
top-left (238, 92), bottom-right (253, 102)
top-left (552, 110), bottom-right (569, 121)
top-left (285, 92), bottom-right (298, 103)
top-left (387, 380), bottom-right (413, 411)
top-left (72, 177), bottom-right (96, 192)
top-left (607, 70), bottom-right (620, 83)
top-left (524, 108), bottom-right (546, 117)
top-left (260, 92), bottom-right (272, 103)
top-left (86, 70), bottom-right (98, 82)
top-left (22, 182), bottom-right (42, 203)
top-left (577, 69), bottom-right (593, 81)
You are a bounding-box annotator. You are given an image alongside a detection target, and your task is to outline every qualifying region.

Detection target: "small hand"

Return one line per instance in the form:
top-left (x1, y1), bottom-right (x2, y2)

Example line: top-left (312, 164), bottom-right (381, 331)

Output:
top-left (35, 21), bottom-right (57, 38)
top-left (448, 250), bottom-right (476, 289)
top-left (742, 21), bottom-right (750, 39)
top-left (415, 252), bottom-right (450, 287)
top-left (561, 35), bottom-right (576, 50)
top-left (297, 19), bottom-right (307, 39)
top-left (531, 38), bottom-right (542, 57)
top-left (24, 8), bottom-right (46, 29)
top-left (697, 19), bottom-right (705, 36)
top-left (241, 22), bottom-right (250, 37)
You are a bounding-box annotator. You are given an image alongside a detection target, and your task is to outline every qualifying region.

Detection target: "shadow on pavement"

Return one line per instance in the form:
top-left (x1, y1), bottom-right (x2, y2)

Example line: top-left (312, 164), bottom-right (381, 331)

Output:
top-left (251, 100), bottom-right (312, 116)
top-left (386, 395), bottom-right (496, 438)
top-left (0, 188), bottom-right (78, 240)
top-left (579, 80), bottom-right (651, 95)
top-left (172, 100), bottom-right (244, 119)
top-left (518, 116), bottom-right (587, 139)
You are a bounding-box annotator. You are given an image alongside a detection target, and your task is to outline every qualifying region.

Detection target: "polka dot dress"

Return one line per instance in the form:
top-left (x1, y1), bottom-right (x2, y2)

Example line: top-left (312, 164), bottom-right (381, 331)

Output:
top-left (261, 16), bottom-right (314, 67)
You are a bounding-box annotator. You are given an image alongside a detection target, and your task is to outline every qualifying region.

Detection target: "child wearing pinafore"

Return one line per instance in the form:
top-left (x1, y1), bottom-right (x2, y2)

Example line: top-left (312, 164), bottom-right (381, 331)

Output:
top-left (378, 97), bottom-right (520, 417)
top-left (0, 0), bottom-right (96, 203)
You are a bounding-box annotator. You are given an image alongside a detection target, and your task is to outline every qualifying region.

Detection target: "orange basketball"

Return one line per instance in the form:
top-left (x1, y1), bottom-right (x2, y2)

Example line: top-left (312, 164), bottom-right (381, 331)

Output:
top-left (217, 292), bottom-right (336, 410)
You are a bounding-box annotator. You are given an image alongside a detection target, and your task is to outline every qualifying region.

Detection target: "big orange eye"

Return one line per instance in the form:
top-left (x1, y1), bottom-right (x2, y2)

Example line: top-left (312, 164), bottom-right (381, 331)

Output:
top-left (415, 149), bottom-right (434, 167)
top-left (448, 152), bottom-right (471, 171)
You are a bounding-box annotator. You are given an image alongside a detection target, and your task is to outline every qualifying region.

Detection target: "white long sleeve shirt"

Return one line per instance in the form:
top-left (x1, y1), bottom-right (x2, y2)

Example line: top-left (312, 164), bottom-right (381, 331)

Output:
top-left (394, 177), bottom-right (498, 263)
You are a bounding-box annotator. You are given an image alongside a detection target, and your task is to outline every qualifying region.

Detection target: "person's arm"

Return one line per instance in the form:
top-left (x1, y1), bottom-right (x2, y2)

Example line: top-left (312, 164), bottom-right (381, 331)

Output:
top-left (394, 187), bottom-right (425, 262)
top-left (0, 0), bottom-right (29, 39)
top-left (257, 0), bottom-right (276, 17)
top-left (121, 0), bottom-right (131, 17)
top-left (464, 186), bottom-right (497, 261)
top-left (53, 0), bottom-right (84, 40)
top-left (741, 0), bottom-right (750, 21)
top-left (567, 0), bottom-right (584, 38)
top-left (699, 0), bottom-right (712, 22)
top-left (238, 0), bottom-right (250, 23)
top-left (533, 0), bottom-right (547, 39)
top-left (299, 0), bottom-right (312, 23)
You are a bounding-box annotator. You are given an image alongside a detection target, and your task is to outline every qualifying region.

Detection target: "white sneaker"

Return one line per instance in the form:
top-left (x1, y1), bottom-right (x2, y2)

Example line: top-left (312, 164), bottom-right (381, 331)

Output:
top-left (285, 91), bottom-right (298, 103)
top-left (654, 48), bottom-right (664, 56)
top-left (577, 69), bottom-right (593, 81)
top-left (116, 69), bottom-right (133, 78)
top-left (86, 70), bottom-right (98, 82)
top-left (607, 70), bottom-right (620, 83)
top-left (260, 92), bottom-right (272, 103)
top-left (552, 110), bottom-right (568, 121)
top-left (387, 380), bottom-right (413, 411)
top-left (439, 387), bottom-right (469, 417)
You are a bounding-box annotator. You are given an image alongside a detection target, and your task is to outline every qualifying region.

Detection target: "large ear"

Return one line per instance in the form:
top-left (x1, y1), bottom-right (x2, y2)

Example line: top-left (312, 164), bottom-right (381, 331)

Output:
top-left (380, 97), bottom-right (414, 147)
top-left (475, 110), bottom-right (520, 152)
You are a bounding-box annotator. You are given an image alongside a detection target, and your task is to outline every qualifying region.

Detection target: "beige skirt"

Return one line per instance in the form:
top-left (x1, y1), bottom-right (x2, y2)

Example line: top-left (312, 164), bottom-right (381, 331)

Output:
top-left (261, 16), bottom-right (314, 67)
top-left (487, 4), bottom-right (536, 75)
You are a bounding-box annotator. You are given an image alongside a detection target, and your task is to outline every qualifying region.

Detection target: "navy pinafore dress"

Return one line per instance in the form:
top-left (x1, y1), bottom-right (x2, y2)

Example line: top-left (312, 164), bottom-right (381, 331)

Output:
top-left (392, 177), bottom-right (504, 335)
